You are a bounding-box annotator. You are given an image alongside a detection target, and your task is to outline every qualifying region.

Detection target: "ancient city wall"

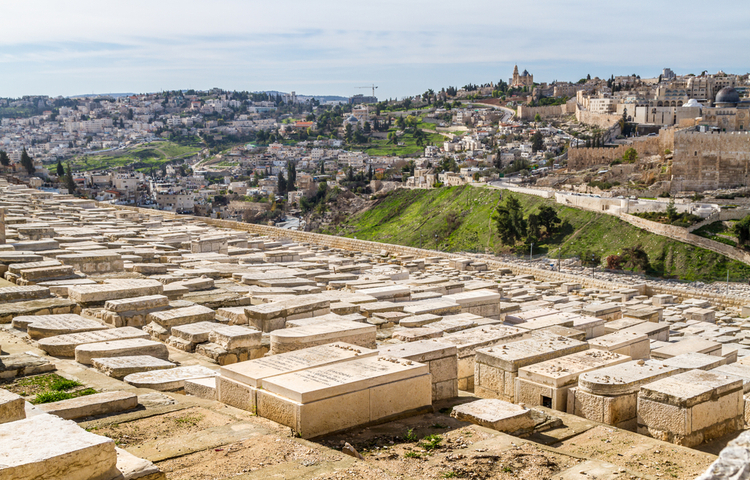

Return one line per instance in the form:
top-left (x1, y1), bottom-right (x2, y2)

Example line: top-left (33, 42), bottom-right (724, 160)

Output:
top-left (574, 106), bottom-right (621, 129)
top-left (671, 130), bottom-right (750, 192)
top-left (567, 129), bottom-right (674, 170)
top-left (517, 104), bottom-right (572, 120)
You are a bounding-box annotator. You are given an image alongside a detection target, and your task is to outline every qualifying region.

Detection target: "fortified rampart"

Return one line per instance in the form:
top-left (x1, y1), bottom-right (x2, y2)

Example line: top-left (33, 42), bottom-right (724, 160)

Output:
top-left (567, 131), bottom-right (673, 170)
top-left (516, 101), bottom-right (575, 121)
top-left (575, 106), bottom-right (621, 129)
top-left (107, 203), bottom-right (750, 309)
top-left (671, 130), bottom-right (750, 192)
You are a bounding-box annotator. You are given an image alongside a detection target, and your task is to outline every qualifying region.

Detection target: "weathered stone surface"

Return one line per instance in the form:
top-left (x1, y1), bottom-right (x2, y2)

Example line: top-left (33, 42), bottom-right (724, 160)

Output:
top-left (270, 321), bottom-right (376, 354)
top-left (92, 355), bottom-right (176, 379)
top-left (0, 414), bottom-right (118, 480)
top-left (0, 285), bottom-right (51, 303)
top-left (0, 388), bottom-right (25, 424)
top-left (0, 297), bottom-right (79, 324)
top-left (68, 280), bottom-right (164, 305)
top-left (258, 355), bottom-right (431, 438)
top-left (0, 353), bottom-right (55, 380)
top-left (75, 338), bottom-right (170, 365)
top-left (451, 398), bottom-right (540, 434)
top-left (104, 295), bottom-right (169, 313)
top-left (18, 314), bottom-right (108, 340)
top-left (147, 305), bottom-right (216, 328)
top-left (38, 327), bottom-right (149, 357)
top-left (124, 365), bottom-right (218, 391)
top-left (208, 325), bottom-right (262, 350)
top-left (38, 391), bottom-right (139, 420)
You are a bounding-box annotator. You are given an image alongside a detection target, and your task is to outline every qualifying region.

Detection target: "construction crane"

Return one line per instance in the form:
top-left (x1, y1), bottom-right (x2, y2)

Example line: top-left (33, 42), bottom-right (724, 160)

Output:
top-left (356, 84), bottom-right (378, 98)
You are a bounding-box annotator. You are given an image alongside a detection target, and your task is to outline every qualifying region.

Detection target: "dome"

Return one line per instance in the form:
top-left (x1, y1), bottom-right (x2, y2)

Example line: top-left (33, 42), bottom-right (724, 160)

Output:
top-left (683, 98), bottom-right (702, 108)
top-left (522, 69), bottom-right (530, 77)
top-left (715, 87), bottom-right (740, 105)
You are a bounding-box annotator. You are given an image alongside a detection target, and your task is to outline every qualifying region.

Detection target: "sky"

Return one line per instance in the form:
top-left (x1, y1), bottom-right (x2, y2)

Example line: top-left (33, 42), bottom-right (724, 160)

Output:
top-left (1, 0), bottom-right (749, 100)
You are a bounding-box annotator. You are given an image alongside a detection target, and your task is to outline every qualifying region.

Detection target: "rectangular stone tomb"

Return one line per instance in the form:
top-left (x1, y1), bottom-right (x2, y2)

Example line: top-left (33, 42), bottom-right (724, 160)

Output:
top-left (474, 333), bottom-right (589, 402)
top-left (256, 355), bottom-right (432, 438)
top-left (356, 285), bottom-right (411, 302)
top-left (244, 296), bottom-right (331, 332)
top-left (450, 398), bottom-right (542, 435)
top-left (101, 294), bottom-right (170, 327)
top-left (270, 321), bottom-right (376, 354)
top-left (68, 280), bottom-right (164, 305)
top-left (38, 391), bottom-right (138, 420)
top-left (442, 289), bottom-right (502, 318)
top-left (588, 331), bottom-right (650, 360)
top-left (661, 353), bottom-right (727, 372)
top-left (92, 355), bottom-right (176, 379)
top-left (0, 414), bottom-right (118, 480)
top-left (379, 340), bottom-right (458, 401)
top-left (38, 327), bottom-right (149, 357)
top-left (637, 370), bottom-right (744, 447)
top-left (582, 302), bottom-right (622, 321)
top-left (14, 314), bottom-right (108, 340)
top-left (570, 360), bottom-right (682, 429)
top-left (402, 300), bottom-right (461, 317)
top-left (74, 338), bottom-right (169, 365)
top-left (0, 285), bottom-right (51, 303)
top-left (440, 325), bottom-right (532, 391)
top-left (515, 349), bottom-right (631, 411)
top-left (650, 337), bottom-right (722, 360)
top-left (619, 321), bottom-right (670, 342)
top-left (218, 342), bottom-right (377, 412)
top-left (147, 305), bottom-right (216, 329)
top-left (123, 365), bottom-right (218, 391)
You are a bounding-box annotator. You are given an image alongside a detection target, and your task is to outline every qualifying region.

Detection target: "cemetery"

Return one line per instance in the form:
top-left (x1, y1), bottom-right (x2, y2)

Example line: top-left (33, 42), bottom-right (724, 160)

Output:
top-left (0, 185), bottom-right (750, 478)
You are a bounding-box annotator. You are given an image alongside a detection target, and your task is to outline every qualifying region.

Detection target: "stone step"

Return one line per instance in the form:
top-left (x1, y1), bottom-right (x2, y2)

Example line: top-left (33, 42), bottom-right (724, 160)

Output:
top-left (38, 391), bottom-right (138, 420)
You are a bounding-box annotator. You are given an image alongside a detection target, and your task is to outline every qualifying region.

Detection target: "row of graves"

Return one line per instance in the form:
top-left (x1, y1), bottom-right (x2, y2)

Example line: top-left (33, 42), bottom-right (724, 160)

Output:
top-left (2, 188), bottom-right (750, 477)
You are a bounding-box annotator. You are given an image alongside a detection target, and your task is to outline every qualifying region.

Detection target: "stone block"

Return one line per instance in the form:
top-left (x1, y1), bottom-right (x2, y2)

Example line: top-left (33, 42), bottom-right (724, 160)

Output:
top-left (20, 314), bottom-right (108, 340)
top-left (270, 321), bottom-right (376, 354)
top-left (38, 327), bottom-right (149, 357)
top-left (38, 391), bottom-right (138, 420)
top-left (451, 398), bottom-right (539, 434)
top-left (92, 355), bottom-right (176, 379)
top-left (147, 305), bottom-right (215, 328)
top-left (75, 338), bottom-right (169, 365)
top-left (0, 388), bottom-right (25, 424)
top-left (123, 365), bottom-right (218, 391)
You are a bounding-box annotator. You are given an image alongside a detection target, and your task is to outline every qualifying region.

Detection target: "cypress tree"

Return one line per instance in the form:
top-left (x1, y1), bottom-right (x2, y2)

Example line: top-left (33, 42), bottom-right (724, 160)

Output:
top-left (20, 148), bottom-right (35, 174)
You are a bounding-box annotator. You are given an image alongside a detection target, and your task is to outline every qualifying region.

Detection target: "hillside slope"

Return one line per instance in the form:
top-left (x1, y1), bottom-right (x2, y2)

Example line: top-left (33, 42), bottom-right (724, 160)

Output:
top-left (321, 185), bottom-right (750, 282)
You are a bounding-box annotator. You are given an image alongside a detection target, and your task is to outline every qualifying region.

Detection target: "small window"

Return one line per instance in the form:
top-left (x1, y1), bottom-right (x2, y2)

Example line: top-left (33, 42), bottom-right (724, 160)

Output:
top-left (695, 151), bottom-right (698, 156)
top-left (542, 396), bottom-right (552, 408)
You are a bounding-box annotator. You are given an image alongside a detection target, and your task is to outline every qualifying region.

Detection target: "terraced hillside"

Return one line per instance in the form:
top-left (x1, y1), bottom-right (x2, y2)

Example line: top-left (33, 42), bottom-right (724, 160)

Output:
top-left (323, 185), bottom-right (750, 282)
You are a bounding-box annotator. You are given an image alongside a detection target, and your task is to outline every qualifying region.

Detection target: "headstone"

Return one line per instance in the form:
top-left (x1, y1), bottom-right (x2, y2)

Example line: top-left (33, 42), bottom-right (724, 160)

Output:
top-left (270, 321), bottom-right (376, 354)
top-left (38, 327), bottom-right (149, 357)
top-left (124, 365), bottom-right (218, 391)
top-left (92, 355), bottom-right (176, 379)
top-left (75, 338), bottom-right (169, 365)
top-left (16, 314), bottom-right (108, 340)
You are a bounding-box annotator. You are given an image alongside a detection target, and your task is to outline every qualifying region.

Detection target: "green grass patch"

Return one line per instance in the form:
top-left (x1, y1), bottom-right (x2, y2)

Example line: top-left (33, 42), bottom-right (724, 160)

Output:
top-left (323, 185), bottom-right (750, 282)
top-left (350, 130), bottom-right (447, 156)
top-left (70, 141), bottom-right (202, 172)
top-left (33, 388), bottom-right (97, 404)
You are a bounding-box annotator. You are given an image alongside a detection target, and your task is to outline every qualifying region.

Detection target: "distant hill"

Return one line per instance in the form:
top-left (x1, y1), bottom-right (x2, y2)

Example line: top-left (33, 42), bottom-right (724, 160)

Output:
top-left (69, 93), bottom-right (136, 99)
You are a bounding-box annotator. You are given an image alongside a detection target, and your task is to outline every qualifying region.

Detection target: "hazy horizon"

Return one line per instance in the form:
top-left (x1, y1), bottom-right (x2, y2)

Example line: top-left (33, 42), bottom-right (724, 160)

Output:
top-left (2, 0), bottom-right (749, 100)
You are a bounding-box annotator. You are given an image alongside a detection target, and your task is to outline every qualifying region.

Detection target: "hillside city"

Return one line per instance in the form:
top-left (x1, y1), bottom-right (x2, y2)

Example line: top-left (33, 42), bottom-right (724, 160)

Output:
top-left (4, 65), bottom-right (750, 480)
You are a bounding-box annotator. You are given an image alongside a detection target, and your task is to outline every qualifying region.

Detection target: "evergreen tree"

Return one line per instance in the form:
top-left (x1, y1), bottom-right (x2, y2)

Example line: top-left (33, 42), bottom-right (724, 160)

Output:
top-left (64, 164), bottom-right (76, 194)
top-left (20, 148), bottom-right (35, 175)
top-left (56, 160), bottom-right (65, 177)
top-left (0, 150), bottom-right (9, 168)
top-left (531, 131), bottom-right (544, 152)
top-left (368, 165), bottom-right (373, 181)
top-left (320, 161), bottom-right (325, 174)
top-left (277, 171), bottom-right (287, 196)
top-left (494, 194), bottom-right (527, 245)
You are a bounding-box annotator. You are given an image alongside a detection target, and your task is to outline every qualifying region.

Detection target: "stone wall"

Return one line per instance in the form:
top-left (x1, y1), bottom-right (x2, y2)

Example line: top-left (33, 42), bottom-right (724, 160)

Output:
top-left (575, 106), bottom-right (621, 129)
top-left (671, 130), bottom-right (750, 192)
top-left (516, 103), bottom-right (574, 121)
top-left (106, 203), bottom-right (750, 309)
top-left (567, 129), bottom-right (674, 170)
top-left (0, 207), bottom-right (5, 245)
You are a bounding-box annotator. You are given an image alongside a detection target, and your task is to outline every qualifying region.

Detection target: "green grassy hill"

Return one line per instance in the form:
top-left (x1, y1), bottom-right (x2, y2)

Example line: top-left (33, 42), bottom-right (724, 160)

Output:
top-left (322, 185), bottom-right (750, 282)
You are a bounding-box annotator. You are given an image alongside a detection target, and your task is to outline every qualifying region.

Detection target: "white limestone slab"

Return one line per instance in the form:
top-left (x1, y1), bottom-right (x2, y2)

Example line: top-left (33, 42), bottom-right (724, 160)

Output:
top-left (75, 338), bottom-right (169, 365)
top-left (124, 365), bottom-right (218, 391)
top-left (38, 327), bottom-right (149, 357)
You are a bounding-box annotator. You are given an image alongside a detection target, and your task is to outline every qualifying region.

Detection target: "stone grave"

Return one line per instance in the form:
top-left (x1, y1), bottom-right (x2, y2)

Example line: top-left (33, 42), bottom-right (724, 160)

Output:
top-left (38, 327), bottom-right (150, 357)
top-left (637, 370), bottom-right (744, 447)
top-left (269, 321), bottom-right (376, 354)
top-left (218, 342), bottom-right (377, 412)
top-left (571, 359), bottom-right (682, 429)
top-left (13, 314), bottom-right (108, 340)
top-left (379, 340), bottom-right (458, 401)
top-left (75, 338), bottom-right (169, 365)
top-left (100, 294), bottom-right (170, 327)
top-left (474, 332), bottom-right (589, 402)
top-left (587, 330), bottom-right (650, 360)
top-left (256, 355), bottom-right (432, 438)
top-left (515, 349), bottom-right (631, 411)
